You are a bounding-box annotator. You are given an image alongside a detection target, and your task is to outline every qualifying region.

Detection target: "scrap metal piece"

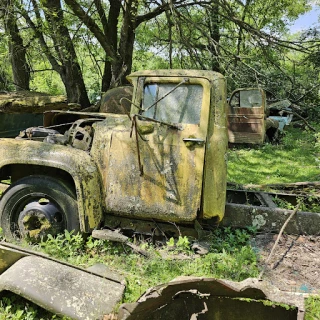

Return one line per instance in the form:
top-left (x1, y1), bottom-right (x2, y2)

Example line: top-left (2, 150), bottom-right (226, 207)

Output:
top-left (92, 229), bottom-right (150, 257)
top-left (118, 277), bottom-right (307, 320)
top-left (225, 189), bottom-right (320, 234)
top-left (255, 192), bottom-right (278, 208)
top-left (223, 203), bottom-right (320, 234)
top-left (0, 242), bottom-right (125, 320)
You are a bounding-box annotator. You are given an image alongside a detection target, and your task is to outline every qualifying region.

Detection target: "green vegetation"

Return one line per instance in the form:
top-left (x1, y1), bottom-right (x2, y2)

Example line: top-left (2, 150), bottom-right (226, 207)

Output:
top-left (1, 0), bottom-right (320, 111)
top-left (0, 228), bottom-right (258, 319)
top-left (0, 294), bottom-right (61, 320)
top-left (305, 296), bottom-right (320, 320)
top-left (228, 125), bottom-right (320, 185)
top-left (37, 229), bottom-right (258, 303)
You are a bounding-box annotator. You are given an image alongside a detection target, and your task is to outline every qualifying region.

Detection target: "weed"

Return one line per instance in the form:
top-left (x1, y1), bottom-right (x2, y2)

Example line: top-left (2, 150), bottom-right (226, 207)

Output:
top-left (305, 296), bottom-right (320, 320)
top-left (272, 196), bottom-right (297, 210)
top-left (272, 195), bottom-right (320, 213)
top-left (0, 292), bottom-right (63, 320)
top-left (38, 230), bottom-right (87, 260)
top-left (210, 227), bottom-right (255, 253)
top-left (166, 235), bottom-right (191, 252)
top-left (2, 125), bottom-right (320, 318)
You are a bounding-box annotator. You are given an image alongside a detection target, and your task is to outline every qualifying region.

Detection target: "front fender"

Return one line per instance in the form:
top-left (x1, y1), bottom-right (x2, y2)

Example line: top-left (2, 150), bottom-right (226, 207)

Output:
top-left (0, 139), bottom-right (103, 232)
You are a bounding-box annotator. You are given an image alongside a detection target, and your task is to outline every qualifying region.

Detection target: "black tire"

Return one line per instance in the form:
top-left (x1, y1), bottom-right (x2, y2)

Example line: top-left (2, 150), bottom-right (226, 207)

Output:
top-left (0, 175), bottom-right (79, 241)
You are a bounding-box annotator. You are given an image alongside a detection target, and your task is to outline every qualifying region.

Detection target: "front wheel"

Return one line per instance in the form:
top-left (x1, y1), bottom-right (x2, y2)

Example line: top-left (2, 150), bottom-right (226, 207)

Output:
top-left (0, 175), bottom-right (79, 241)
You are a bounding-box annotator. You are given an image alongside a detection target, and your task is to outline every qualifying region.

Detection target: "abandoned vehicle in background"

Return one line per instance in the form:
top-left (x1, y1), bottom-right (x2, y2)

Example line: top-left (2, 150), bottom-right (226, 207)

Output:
top-left (227, 88), bottom-right (293, 144)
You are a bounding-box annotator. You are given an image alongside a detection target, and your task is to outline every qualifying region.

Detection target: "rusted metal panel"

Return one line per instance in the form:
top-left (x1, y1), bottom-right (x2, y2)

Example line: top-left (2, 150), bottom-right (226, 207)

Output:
top-left (99, 86), bottom-right (133, 114)
top-left (223, 202), bottom-right (320, 234)
top-left (128, 72), bottom-right (227, 222)
top-left (0, 139), bottom-right (103, 232)
top-left (202, 77), bottom-right (228, 221)
top-left (228, 88), bottom-right (266, 144)
top-left (92, 116), bottom-right (205, 223)
top-left (93, 71), bottom-right (228, 223)
top-left (127, 69), bottom-right (225, 82)
top-left (118, 277), bottom-right (306, 320)
top-left (0, 70), bottom-right (228, 233)
top-left (0, 242), bottom-right (125, 320)
top-left (0, 243), bottom-right (27, 274)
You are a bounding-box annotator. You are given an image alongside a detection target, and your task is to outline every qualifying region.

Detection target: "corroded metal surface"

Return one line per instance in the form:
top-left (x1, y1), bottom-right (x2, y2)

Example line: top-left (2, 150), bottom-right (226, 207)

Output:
top-left (0, 69), bottom-right (228, 234)
top-left (202, 77), bottom-right (228, 221)
top-left (118, 277), bottom-right (306, 320)
top-left (127, 69), bottom-right (225, 82)
top-left (99, 86), bottom-right (133, 114)
top-left (224, 189), bottom-right (320, 234)
top-left (0, 242), bottom-right (125, 320)
top-left (0, 139), bottom-right (103, 232)
top-left (0, 113), bottom-right (43, 138)
top-left (228, 88), bottom-right (266, 144)
top-left (0, 243), bottom-right (28, 274)
top-left (92, 71), bottom-right (228, 223)
top-left (224, 202), bottom-right (320, 234)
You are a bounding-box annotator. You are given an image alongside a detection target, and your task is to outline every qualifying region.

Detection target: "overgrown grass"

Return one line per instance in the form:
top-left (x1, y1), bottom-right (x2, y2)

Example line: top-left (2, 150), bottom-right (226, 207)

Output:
top-left (0, 293), bottom-right (62, 320)
top-left (0, 229), bottom-right (258, 319)
top-left (305, 296), bottom-right (320, 320)
top-left (37, 229), bottom-right (259, 303)
top-left (228, 125), bottom-right (320, 185)
top-left (3, 230), bottom-right (318, 319)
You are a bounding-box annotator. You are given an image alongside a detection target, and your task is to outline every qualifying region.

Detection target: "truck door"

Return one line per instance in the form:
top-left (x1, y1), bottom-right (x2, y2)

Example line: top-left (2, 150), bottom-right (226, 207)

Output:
top-left (228, 88), bottom-right (266, 144)
top-left (104, 77), bottom-right (210, 223)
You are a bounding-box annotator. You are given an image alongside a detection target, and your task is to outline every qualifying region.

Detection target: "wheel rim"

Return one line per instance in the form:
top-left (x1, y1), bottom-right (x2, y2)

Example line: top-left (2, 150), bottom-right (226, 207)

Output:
top-left (9, 192), bottom-right (66, 240)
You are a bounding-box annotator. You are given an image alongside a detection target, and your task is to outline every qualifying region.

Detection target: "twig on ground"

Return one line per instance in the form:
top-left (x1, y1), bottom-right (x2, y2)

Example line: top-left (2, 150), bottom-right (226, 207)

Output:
top-left (258, 202), bottom-right (301, 280)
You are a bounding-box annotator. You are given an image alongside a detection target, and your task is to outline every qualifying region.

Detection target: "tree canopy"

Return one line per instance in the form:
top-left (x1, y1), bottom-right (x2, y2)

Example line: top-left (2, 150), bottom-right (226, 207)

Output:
top-left (0, 0), bottom-right (319, 110)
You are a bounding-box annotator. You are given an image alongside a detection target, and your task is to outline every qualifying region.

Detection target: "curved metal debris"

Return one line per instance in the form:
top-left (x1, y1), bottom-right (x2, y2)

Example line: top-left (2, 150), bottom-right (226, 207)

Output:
top-left (118, 277), bottom-right (308, 320)
top-left (0, 242), bottom-right (125, 320)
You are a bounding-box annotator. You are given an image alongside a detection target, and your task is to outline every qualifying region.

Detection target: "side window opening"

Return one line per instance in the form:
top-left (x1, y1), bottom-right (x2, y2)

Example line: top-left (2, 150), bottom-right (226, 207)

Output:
top-left (230, 89), bottom-right (262, 108)
top-left (141, 83), bottom-right (203, 124)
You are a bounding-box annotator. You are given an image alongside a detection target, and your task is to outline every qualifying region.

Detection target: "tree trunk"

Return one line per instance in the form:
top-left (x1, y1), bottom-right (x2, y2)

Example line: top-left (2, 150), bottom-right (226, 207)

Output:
top-left (41, 0), bottom-right (90, 108)
top-left (110, 0), bottom-right (137, 88)
top-left (208, 3), bottom-right (220, 72)
top-left (64, 0), bottom-right (169, 91)
top-left (3, 1), bottom-right (30, 91)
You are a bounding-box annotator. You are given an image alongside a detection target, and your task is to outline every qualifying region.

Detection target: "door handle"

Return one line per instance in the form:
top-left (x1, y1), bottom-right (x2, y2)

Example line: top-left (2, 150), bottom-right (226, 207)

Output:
top-left (183, 138), bottom-right (205, 145)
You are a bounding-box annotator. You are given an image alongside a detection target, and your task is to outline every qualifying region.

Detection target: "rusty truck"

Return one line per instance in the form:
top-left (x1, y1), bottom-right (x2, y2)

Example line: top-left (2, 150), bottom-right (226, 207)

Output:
top-left (0, 69), bottom-right (319, 242)
top-left (0, 69), bottom-right (318, 320)
top-left (227, 88), bottom-right (293, 144)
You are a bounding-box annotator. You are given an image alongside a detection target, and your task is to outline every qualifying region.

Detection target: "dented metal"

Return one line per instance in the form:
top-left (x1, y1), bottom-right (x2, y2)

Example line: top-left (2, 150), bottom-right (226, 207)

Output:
top-left (0, 69), bottom-right (228, 238)
top-left (118, 277), bottom-right (307, 320)
top-left (0, 70), bottom-right (317, 319)
top-left (0, 70), bottom-right (317, 239)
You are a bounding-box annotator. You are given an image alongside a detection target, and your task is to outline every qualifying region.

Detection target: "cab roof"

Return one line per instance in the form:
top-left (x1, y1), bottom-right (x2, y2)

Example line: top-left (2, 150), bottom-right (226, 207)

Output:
top-left (127, 69), bottom-right (224, 83)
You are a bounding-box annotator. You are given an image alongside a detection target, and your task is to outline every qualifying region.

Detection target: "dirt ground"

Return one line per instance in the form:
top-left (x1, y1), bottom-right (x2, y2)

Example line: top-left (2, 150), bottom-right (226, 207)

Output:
top-left (252, 233), bottom-right (320, 294)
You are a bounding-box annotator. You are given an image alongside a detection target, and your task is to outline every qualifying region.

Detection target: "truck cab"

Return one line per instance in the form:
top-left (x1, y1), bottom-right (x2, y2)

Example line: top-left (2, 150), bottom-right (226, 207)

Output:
top-left (0, 70), bottom-right (228, 240)
top-left (228, 88), bottom-right (267, 144)
top-left (227, 88), bottom-right (293, 144)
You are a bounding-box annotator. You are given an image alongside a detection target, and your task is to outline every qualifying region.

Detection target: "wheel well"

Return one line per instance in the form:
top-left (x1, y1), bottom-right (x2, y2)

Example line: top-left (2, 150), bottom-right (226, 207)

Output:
top-left (0, 164), bottom-right (76, 192)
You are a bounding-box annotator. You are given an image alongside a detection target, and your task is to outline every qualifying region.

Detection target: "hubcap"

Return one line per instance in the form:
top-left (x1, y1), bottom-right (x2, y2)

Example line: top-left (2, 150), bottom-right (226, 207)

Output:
top-left (17, 200), bottom-right (64, 240)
